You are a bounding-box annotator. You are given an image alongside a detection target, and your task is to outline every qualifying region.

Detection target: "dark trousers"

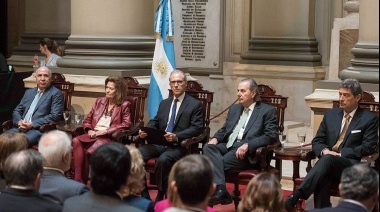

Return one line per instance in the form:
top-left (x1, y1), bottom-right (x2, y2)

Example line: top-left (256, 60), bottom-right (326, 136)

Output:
top-left (202, 142), bottom-right (251, 186)
top-left (7, 128), bottom-right (41, 147)
top-left (138, 144), bottom-right (185, 192)
top-left (299, 154), bottom-right (353, 208)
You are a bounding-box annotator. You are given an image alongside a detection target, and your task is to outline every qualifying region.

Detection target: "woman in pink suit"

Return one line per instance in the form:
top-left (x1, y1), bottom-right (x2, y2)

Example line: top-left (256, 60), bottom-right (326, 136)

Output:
top-left (72, 76), bottom-right (132, 183)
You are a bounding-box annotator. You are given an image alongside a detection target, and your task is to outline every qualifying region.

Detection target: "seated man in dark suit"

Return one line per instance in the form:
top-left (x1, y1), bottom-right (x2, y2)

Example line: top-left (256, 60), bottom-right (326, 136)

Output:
top-left (7, 66), bottom-right (64, 147)
top-left (138, 70), bottom-right (204, 202)
top-left (285, 79), bottom-right (379, 210)
top-left (310, 163), bottom-right (379, 212)
top-left (38, 130), bottom-right (89, 204)
top-left (0, 149), bottom-right (62, 212)
top-left (63, 142), bottom-right (142, 212)
top-left (203, 78), bottom-right (278, 205)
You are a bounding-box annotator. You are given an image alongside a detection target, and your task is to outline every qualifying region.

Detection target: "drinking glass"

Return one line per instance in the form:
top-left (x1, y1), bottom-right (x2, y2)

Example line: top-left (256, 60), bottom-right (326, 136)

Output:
top-left (297, 132), bottom-right (306, 149)
top-left (63, 111), bottom-right (70, 128)
top-left (279, 133), bottom-right (287, 149)
top-left (75, 113), bottom-right (82, 126)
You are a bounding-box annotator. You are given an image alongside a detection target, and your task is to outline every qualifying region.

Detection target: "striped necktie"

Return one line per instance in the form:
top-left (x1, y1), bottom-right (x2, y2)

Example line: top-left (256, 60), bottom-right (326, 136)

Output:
top-left (332, 114), bottom-right (351, 152)
top-left (226, 108), bottom-right (250, 148)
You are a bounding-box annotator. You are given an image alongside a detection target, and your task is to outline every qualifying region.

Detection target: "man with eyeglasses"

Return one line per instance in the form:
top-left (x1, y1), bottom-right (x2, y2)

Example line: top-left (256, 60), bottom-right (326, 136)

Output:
top-left (138, 70), bottom-right (204, 202)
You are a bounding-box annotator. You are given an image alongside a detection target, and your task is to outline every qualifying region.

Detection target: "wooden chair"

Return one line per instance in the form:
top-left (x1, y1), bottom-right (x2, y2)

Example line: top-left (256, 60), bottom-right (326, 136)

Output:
top-left (69, 76), bottom-right (148, 181)
top-left (223, 84), bottom-right (288, 209)
top-left (294, 91), bottom-right (379, 212)
top-left (2, 73), bottom-right (74, 134)
top-left (136, 80), bottom-right (214, 191)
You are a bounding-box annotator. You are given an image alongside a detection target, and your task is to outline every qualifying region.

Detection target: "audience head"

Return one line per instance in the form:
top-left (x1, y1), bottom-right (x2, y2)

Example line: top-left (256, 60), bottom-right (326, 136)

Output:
top-left (170, 154), bottom-right (215, 207)
top-left (38, 130), bottom-right (72, 172)
top-left (237, 172), bottom-right (284, 212)
top-left (90, 142), bottom-right (131, 196)
top-left (121, 145), bottom-right (146, 196)
top-left (57, 44), bottom-right (66, 57)
top-left (166, 160), bottom-right (182, 207)
top-left (339, 78), bottom-right (363, 113)
top-left (0, 132), bottom-right (28, 170)
top-left (238, 78), bottom-right (261, 107)
top-left (169, 70), bottom-right (188, 98)
top-left (39, 38), bottom-right (58, 55)
top-left (3, 149), bottom-right (44, 189)
top-left (105, 76), bottom-right (128, 105)
top-left (35, 66), bottom-right (52, 90)
top-left (340, 163), bottom-right (379, 210)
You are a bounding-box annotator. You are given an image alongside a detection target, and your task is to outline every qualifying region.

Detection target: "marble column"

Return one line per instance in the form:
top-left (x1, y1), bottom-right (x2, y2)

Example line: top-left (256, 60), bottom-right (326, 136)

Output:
top-left (340, 0), bottom-right (379, 83)
top-left (57, 0), bottom-right (155, 77)
top-left (232, 0), bottom-right (325, 125)
top-left (7, 0), bottom-right (70, 71)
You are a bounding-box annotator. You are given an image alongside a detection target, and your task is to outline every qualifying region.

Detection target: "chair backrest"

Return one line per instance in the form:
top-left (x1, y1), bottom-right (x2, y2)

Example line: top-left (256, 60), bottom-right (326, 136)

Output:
top-left (169, 80), bottom-right (214, 141)
top-left (258, 84), bottom-right (288, 134)
top-left (51, 73), bottom-right (75, 111)
top-left (123, 77), bottom-right (148, 128)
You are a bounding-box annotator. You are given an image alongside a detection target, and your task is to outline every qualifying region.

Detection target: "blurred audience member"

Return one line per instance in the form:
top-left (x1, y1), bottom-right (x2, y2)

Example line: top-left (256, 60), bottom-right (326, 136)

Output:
top-left (310, 164), bottom-right (379, 212)
top-left (57, 44), bottom-right (66, 57)
top-left (63, 142), bottom-right (142, 212)
top-left (0, 132), bottom-right (28, 191)
top-left (38, 130), bottom-right (89, 204)
top-left (0, 149), bottom-right (62, 211)
top-left (237, 173), bottom-right (284, 212)
top-left (33, 38), bottom-right (61, 67)
top-left (164, 155), bottom-right (215, 212)
top-left (122, 145), bottom-right (154, 212)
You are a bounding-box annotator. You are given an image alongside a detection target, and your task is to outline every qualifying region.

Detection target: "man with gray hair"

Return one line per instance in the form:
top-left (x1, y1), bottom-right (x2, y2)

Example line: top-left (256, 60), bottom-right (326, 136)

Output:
top-left (38, 130), bottom-right (89, 204)
top-left (285, 79), bottom-right (378, 210)
top-left (0, 149), bottom-right (62, 211)
top-left (310, 163), bottom-right (379, 212)
top-left (203, 78), bottom-right (278, 205)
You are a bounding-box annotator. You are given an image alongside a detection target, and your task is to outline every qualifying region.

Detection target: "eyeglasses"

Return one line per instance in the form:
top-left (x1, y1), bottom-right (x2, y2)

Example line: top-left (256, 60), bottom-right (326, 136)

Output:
top-left (169, 80), bottom-right (185, 86)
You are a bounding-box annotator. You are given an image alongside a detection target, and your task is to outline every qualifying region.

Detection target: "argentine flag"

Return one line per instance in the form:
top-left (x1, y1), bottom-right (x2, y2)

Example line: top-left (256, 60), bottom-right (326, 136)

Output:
top-left (148, 0), bottom-right (176, 119)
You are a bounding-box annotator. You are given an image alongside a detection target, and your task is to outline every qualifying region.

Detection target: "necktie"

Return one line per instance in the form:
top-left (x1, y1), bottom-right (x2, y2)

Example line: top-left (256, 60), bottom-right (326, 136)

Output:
top-left (24, 90), bottom-right (42, 122)
top-left (332, 114), bottom-right (351, 152)
top-left (226, 108), bottom-right (250, 148)
top-left (166, 99), bottom-right (178, 132)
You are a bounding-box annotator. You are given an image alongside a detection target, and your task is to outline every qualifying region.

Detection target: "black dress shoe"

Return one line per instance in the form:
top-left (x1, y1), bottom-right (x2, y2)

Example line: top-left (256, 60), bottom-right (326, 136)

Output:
top-left (209, 189), bottom-right (232, 206)
top-left (155, 190), bottom-right (165, 203)
top-left (141, 188), bottom-right (151, 201)
top-left (284, 193), bottom-right (299, 211)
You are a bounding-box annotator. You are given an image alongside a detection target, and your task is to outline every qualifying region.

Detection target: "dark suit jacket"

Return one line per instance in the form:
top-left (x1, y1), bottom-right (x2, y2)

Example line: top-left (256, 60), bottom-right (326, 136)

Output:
top-left (146, 94), bottom-right (204, 142)
top-left (39, 168), bottom-right (89, 205)
top-left (312, 107), bottom-right (378, 163)
top-left (0, 187), bottom-right (62, 212)
top-left (123, 194), bottom-right (154, 212)
top-left (213, 102), bottom-right (278, 153)
top-left (12, 85), bottom-right (64, 129)
top-left (63, 192), bottom-right (143, 212)
top-left (309, 201), bottom-right (368, 212)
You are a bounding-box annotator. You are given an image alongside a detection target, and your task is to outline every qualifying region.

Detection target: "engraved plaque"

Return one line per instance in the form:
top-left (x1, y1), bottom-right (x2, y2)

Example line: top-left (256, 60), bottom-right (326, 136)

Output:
top-left (173, 0), bottom-right (221, 69)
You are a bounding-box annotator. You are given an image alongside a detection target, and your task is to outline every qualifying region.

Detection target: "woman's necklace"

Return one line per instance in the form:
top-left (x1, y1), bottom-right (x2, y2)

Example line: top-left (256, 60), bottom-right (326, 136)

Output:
top-left (104, 101), bottom-right (115, 117)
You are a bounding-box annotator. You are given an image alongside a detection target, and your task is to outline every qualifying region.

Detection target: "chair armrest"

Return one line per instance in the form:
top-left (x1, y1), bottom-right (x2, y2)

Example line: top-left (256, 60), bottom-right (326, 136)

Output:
top-left (180, 128), bottom-right (209, 149)
top-left (39, 122), bottom-right (59, 133)
top-left (113, 121), bottom-right (144, 143)
top-left (2, 120), bottom-right (13, 132)
top-left (361, 152), bottom-right (379, 164)
top-left (300, 150), bottom-right (316, 161)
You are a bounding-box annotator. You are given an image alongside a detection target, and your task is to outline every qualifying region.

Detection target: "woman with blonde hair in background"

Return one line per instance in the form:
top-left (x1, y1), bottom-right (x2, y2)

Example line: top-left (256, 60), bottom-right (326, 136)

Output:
top-left (122, 145), bottom-right (154, 212)
top-left (238, 172), bottom-right (285, 212)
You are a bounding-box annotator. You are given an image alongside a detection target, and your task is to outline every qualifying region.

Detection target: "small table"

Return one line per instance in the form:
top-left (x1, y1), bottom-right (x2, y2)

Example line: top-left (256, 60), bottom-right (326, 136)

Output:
top-left (274, 146), bottom-right (312, 190)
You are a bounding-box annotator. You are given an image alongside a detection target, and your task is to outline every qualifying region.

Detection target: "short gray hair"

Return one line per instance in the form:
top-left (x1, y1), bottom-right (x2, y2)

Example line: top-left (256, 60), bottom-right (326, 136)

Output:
top-left (340, 164), bottom-right (379, 201)
top-left (241, 78), bottom-right (261, 102)
top-left (38, 130), bottom-right (71, 168)
top-left (340, 78), bottom-right (363, 97)
top-left (170, 70), bottom-right (187, 82)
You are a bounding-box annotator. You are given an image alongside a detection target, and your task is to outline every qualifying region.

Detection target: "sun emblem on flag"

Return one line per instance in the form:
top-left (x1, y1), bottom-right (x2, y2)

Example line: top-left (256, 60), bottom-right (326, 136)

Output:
top-left (154, 59), bottom-right (169, 77)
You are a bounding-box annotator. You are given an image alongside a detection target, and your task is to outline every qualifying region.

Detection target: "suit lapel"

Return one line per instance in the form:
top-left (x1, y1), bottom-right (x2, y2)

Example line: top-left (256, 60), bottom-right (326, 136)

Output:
top-left (244, 102), bottom-right (260, 135)
top-left (110, 104), bottom-right (121, 124)
top-left (333, 109), bottom-right (344, 141)
top-left (174, 95), bottom-right (188, 127)
top-left (94, 98), bottom-right (107, 123)
top-left (342, 108), bottom-right (362, 145)
top-left (163, 97), bottom-right (174, 126)
top-left (33, 86), bottom-right (51, 113)
top-left (226, 105), bottom-right (244, 135)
